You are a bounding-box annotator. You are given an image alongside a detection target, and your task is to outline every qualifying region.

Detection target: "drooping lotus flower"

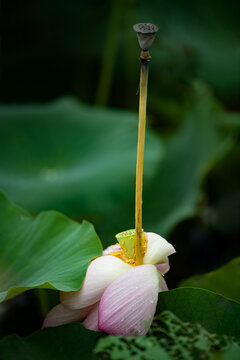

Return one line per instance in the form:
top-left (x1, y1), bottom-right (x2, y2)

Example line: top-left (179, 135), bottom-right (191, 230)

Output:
top-left (43, 231), bottom-right (175, 336)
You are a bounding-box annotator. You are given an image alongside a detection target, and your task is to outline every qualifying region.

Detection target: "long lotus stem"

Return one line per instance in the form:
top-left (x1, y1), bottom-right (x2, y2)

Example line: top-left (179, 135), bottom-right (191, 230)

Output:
top-left (133, 23), bottom-right (158, 265)
top-left (135, 59), bottom-right (149, 266)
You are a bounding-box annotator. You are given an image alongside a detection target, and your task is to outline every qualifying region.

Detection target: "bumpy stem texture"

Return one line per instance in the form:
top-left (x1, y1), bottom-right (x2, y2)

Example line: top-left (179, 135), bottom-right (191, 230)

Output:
top-left (135, 59), bottom-right (149, 265)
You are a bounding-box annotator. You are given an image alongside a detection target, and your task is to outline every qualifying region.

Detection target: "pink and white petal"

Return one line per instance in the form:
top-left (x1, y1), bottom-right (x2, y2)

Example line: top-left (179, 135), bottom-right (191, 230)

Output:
top-left (98, 265), bottom-right (160, 337)
top-left (160, 276), bottom-right (168, 291)
top-left (155, 263), bottom-right (170, 274)
top-left (143, 232), bottom-right (176, 265)
top-left (83, 302), bottom-right (99, 331)
top-left (103, 244), bottom-right (121, 255)
top-left (61, 256), bottom-right (132, 310)
top-left (43, 303), bottom-right (92, 328)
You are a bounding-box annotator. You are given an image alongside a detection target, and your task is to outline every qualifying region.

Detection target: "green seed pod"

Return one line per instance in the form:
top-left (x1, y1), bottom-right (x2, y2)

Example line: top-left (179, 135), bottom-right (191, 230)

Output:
top-left (115, 229), bottom-right (144, 259)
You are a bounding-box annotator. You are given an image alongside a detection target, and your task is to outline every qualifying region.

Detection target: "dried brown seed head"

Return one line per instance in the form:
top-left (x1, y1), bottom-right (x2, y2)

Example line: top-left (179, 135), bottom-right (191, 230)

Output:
top-left (133, 23), bottom-right (158, 51)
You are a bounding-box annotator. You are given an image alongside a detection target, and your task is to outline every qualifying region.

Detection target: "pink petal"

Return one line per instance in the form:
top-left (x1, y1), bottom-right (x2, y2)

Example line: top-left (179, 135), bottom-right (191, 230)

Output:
top-left (161, 276), bottom-right (168, 291)
top-left (98, 264), bottom-right (160, 336)
top-left (155, 263), bottom-right (170, 274)
top-left (103, 244), bottom-right (121, 255)
top-left (43, 303), bottom-right (92, 328)
top-left (83, 302), bottom-right (99, 331)
top-left (143, 232), bottom-right (176, 265)
top-left (60, 256), bottom-right (131, 310)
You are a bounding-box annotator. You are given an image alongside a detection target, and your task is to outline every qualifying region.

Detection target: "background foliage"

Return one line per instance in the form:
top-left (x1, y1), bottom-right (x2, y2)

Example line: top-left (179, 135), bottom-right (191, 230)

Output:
top-left (0, 0), bottom-right (240, 358)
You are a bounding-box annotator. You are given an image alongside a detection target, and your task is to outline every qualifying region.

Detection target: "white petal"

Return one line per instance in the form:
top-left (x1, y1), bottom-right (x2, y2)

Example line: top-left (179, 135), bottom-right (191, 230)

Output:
top-left (143, 232), bottom-right (176, 265)
top-left (42, 303), bottom-right (92, 328)
top-left (83, 302), bottom-right (99, 331)
top-left (98, 264), bottom-right (160, 336)
top-left (61, 256), bottom-right (132, 310)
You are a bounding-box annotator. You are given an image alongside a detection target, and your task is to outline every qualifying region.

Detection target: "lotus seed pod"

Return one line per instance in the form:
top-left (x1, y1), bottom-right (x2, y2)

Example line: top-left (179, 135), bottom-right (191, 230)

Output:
top-left (133, 23), bottom-right (158, 51)
top-left (115, 229), bottom-right (144, 259)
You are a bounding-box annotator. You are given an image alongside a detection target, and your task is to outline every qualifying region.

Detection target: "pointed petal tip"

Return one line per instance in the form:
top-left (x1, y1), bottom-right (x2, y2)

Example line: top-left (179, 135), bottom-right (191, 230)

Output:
top-left (143, 232), bottom-right (176, 265)
top-left (43, 303), bottom-right (92, 328)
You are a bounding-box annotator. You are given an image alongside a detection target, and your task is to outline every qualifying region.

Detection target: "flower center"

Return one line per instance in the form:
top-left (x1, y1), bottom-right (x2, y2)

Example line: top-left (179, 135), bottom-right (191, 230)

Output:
top-left (110, 229), bottom-right (147, 266)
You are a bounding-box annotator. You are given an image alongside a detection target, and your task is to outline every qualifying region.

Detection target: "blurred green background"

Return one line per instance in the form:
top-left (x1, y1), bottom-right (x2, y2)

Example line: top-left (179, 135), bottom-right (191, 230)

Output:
top-left (0, 0), bottom-right (239, 337)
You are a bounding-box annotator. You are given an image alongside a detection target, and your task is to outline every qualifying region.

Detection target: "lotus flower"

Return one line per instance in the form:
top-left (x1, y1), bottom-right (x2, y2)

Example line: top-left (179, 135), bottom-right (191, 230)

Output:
top-left (43, 231), bottom-right (175, 336)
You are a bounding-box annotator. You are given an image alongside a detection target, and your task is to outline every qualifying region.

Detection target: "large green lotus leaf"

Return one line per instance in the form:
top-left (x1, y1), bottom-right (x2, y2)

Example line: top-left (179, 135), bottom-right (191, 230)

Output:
top-left (95, 310), bottom-right (239, 360)
top-left (0, 191), bottom-right (102, 302)
top-left (0, 323), bottom-right (100, 360)
top-left (95, 334), bottom-right (172, 360)
top-left (157, 287), bottom-right (240, 337)
top-left (179, 258), bottom-right (240, 303)
top-left (214, 344), bottom-right (240, 360)
top-left (0, 97), bottom-right (162, 217)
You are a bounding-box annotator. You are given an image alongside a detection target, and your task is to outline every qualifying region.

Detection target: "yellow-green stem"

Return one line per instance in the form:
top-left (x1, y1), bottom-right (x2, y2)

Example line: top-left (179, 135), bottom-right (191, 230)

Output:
top-left (36, 289), bottom-right (49, 317)
top-left (135, 59), bottom-right (149, 265)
